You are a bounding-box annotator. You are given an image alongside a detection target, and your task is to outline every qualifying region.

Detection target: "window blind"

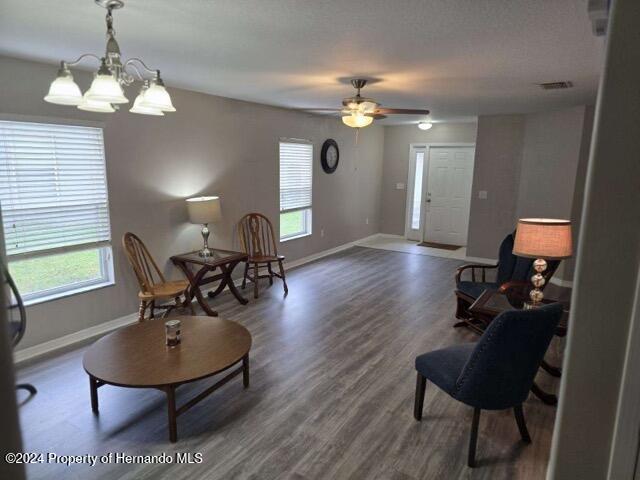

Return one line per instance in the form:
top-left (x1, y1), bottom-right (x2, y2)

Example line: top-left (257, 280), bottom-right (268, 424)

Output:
top-left (279, 141), bottom-right (313, 213)
top-left (0, 120), bottom-right (111, 257)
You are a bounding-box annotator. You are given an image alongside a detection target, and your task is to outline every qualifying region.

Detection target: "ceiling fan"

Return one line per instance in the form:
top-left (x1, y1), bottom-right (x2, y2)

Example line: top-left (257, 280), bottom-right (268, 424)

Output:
top-left (306, 79), bottom-right (430, 128)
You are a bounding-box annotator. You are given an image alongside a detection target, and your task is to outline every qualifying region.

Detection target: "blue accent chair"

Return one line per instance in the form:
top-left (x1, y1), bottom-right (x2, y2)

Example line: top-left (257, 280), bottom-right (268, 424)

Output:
top-left (454, 233), bottom-right (560, 327)
top-left (414, 303), bottom-right (563, 467)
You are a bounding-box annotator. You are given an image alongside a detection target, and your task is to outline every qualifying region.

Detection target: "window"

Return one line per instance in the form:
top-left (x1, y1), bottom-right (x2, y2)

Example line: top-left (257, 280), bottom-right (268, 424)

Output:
top-left (411, 151), bottom-right (425, 230)
top-left (279, 140), bottom-right (312, 241)
top-left (0, 120), bottom-right (114, 304)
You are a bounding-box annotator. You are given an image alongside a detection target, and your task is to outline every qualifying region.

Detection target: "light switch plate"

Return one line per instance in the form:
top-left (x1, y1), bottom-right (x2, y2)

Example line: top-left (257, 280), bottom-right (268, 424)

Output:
top-left (396, 183), bottom-right (405, 190)
top-left (478, 190), bottom-right (488, 199)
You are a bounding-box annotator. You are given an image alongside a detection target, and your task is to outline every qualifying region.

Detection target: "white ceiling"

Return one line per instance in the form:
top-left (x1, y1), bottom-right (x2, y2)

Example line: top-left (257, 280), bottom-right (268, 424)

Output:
top-left (0, 0), bottom-right (604, 124)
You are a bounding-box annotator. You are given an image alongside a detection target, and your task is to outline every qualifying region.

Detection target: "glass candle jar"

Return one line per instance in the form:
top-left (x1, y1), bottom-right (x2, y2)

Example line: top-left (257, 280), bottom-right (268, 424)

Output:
top-left (165, 319), bottom-right (181, 347)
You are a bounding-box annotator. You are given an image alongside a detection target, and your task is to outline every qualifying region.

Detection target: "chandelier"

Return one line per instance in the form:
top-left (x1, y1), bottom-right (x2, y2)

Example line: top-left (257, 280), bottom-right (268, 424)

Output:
top-left (44, 0), bottom-right (175, 116)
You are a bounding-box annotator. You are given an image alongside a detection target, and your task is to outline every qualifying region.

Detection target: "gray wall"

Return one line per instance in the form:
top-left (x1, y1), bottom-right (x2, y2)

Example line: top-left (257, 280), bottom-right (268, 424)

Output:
top-left (516, 106), bottom-right (586, 220)
top-left (466, 114), bottom-right (525, 258)
top-left (380, 123), bottom-right (478, 235)
top-left (0, 56), bottom-right (384, 349)
top-left (466, 107), bottom-right (594, 279)
top-left (549, 0), bottom-right (640, 477)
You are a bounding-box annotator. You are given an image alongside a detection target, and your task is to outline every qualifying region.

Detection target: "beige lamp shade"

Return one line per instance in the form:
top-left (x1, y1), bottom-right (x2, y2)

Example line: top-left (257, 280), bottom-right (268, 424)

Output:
top-left (186, 196), bottom-right (222, 224)
top-left (513, 218), bottom-right (573, 260)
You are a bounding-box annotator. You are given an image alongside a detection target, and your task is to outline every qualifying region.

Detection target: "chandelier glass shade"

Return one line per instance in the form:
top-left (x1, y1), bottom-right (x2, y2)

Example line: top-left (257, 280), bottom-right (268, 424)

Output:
top-left (78, 93), bottom-right (116, 113)
top-left (139, 79), bottom-right (176, 112)
top-left (44, 0), bottom-right (173, 116)
top-left (44, 68), bottom-right (83, 105)
top-left (130, 83), bottom-right (165, 116)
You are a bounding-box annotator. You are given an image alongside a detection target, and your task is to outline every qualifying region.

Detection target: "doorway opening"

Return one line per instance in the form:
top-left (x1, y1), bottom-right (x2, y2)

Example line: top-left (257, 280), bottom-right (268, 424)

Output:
top-left (404, 143), bottom-right (476, 247)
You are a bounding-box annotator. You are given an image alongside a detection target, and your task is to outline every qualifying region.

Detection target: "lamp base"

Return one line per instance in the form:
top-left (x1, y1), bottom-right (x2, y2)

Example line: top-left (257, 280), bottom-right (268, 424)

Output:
top-left (198, 224), bottom-right (212, 257)
top-left (527, 258), bottom-right (547, 309)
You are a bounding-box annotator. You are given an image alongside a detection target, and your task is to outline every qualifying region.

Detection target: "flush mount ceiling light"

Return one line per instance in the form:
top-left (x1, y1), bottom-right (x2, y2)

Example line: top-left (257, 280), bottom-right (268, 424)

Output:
top-left (418, 121), bottom-right (433, 130)
top-left (43, 0), bottom-right (175, 116)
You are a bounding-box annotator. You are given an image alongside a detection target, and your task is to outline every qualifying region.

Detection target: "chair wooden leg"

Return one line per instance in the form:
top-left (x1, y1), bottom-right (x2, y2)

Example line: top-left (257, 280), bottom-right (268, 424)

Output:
top-left (455, 296), bottom-right (467, 320)
top-left (468, 408), bottom-right (481, 468)
top-left (278, 259), bottom-right (288, 295)
top-left (414, 373), bottom-right (426, 421)
top-left (149, 300), bottom-right (156, 319)
top-left (242, 262), bottom-right (249, 289)
top-left (514, 405), bottom-right (532, 443)
top-left (267, 262), bottom-right (274, 285)
top-left (253, 263), bottom-right (260, 299)
top-left (138, 300), bottom-right (148, 322)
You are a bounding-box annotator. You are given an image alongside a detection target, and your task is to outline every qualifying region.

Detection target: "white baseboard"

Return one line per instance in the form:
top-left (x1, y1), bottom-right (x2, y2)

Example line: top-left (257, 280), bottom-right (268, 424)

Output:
top-left (14, 231), bottom-right (573, 365)
top-left (464, 255), bottom-right (497, 265)
top-left (285, 234), bottom-right (380, 270)
top-left (14, 233), bottom-right (381, 365)
top-left (13, 312), bottom-right (139, 364)
top-left (376, 233), bottom-right (405, 239)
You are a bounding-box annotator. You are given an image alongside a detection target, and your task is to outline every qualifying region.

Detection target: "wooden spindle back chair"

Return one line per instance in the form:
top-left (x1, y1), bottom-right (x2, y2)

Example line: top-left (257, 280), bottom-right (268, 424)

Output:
top-left (237, 213), bottom-right (288, 298)
top-left (122, 232), bottom-right (194, 321)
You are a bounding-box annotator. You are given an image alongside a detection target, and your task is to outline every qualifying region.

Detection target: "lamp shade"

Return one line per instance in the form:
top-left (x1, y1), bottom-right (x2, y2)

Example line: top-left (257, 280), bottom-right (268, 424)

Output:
top-left (186, 196), bottom-right (222, 224)
top-left (513, 218), bottom-right (573, 260)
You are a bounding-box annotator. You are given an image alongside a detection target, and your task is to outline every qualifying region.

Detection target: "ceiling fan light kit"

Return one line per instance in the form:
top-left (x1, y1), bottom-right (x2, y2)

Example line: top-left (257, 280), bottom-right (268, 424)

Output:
top-left (418, 121), bottom-right (433, 130)
top-left (342, 112), bottom-right (374, 128)
top-left (309, 79), bottom-right (430, 129)
top-left (43, 0), bottom-right (175, 116)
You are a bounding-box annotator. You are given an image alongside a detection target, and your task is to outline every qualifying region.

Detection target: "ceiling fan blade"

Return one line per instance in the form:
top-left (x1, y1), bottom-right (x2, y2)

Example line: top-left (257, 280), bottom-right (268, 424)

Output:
top-left (297, 108), bottom-right (342, 112)
top-left (370, 114), bottom-right (387, 120)
top-left (375, 108), bottom-right (430, 115)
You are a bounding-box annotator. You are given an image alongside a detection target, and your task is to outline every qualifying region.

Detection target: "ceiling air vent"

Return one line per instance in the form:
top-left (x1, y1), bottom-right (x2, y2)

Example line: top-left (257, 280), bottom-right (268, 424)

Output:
top-left (538, 81), bottom-right (574, 90)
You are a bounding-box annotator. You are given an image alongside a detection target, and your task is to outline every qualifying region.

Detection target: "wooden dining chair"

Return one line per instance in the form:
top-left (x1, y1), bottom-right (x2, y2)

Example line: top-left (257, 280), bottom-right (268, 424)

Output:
top-left (122, 232), bottom-right (195, 321)
top-left (237, 213), bottom-right (288, 299)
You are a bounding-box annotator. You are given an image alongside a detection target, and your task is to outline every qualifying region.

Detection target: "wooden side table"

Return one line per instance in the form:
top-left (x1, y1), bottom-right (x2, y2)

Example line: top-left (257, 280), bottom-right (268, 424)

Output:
top-left (469, 290), bottom-right (569, 406)
top-left (171, 249), bottom-right (249, 316)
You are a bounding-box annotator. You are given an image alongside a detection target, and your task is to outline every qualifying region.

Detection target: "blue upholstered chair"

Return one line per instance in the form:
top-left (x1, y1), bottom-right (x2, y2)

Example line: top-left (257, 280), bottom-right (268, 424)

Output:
top-left (454, 233), bottom-right (560, 326)
top-left (414, 303), bottom-right (563, 467)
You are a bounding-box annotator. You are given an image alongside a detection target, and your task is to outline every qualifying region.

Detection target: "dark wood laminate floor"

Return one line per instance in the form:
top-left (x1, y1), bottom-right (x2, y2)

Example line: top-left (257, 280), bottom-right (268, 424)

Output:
top-left (15, 247), bottom-right (564, 480)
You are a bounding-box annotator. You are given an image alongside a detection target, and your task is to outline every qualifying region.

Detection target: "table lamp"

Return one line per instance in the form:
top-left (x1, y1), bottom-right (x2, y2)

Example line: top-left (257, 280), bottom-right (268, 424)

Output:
top-left (513, 218), bottom-right (572, 308)
top-left (186, 196), bottom-right (222, 257)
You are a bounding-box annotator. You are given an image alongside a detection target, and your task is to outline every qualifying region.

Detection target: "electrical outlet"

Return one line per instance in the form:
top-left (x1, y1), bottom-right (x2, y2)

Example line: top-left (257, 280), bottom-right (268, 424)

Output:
top-left (320, 228), bottom-right (325, 237)
top-left (478, 190), bottom-right (488, 199)
top-left (365, 218), bottom-right (369, 225)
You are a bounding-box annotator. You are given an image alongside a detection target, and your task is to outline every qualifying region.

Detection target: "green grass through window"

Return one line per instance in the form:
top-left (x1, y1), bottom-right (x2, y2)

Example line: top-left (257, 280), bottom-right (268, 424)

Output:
top-left (9, 249), bottom-right (103, 297)
top-left (280, 211), bottom-right (306, 238)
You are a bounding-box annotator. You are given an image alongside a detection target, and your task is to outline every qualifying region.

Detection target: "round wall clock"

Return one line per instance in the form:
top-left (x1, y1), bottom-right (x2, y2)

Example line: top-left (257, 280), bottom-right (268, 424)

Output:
top-left (321, 139), bottom-right (339, 174)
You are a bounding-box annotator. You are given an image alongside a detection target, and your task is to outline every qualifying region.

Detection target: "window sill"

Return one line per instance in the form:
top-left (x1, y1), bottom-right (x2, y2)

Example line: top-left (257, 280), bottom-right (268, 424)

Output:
top-left (280, 232), bottom-right (312, 243)
top-left (23, 280), bottom-right (115, 307)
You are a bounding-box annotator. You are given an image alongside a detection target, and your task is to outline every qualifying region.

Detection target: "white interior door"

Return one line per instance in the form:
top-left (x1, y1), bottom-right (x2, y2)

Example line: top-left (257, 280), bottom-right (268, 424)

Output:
top-left (424, 147), bottom-right (475, 246)
top-left (405, 147), bottom-right (427, 241)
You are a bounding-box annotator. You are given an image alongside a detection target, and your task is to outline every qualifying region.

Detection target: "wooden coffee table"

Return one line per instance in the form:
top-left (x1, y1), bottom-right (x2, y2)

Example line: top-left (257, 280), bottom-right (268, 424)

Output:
top-left (83, 316), bottom-right (252, 442)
